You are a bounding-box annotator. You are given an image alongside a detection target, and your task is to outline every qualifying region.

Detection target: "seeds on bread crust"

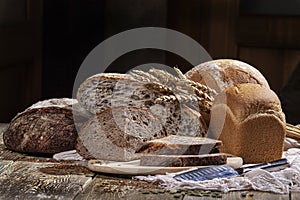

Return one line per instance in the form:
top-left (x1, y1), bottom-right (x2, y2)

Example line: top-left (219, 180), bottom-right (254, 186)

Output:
top-left (77, 68), bottom-right (213, 137)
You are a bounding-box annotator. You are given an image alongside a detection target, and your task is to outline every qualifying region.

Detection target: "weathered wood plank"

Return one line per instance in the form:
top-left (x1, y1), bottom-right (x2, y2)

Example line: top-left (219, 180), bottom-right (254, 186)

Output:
top-left (0, 160), bottom-right (14, 174)
top-left (0, 161), bottom-right (93, 200)
top-left (0, 123), bottom-right (294, 199)
top-left (0, 123), bottom-right (8, 144)
top-left (75, 174), bottom-right (176, 200)
top-left (176, 190), bottom-right (288, 199)
top-left (18, 154), bottom-right (58, 163)
top-left (0, 143), bottom-right (25, 161)
top-left (291, 191), bottom-right (300, 200)
top-left (183, 190), bottom-right (223, 199)
top-left (219, 191), bottom-right (289, 200)
top-left (75, 174), bottom-right (292, 200)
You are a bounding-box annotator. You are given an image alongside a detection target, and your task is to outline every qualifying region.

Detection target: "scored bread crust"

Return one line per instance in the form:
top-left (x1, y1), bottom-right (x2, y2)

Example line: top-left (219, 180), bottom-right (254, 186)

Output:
top-left (209, 83), bottom-right (286, 163)
top-left (185, 59), bottom-right (270, 94)
top-left (3, 98), bottom-right (80, 154)
top-left (76, 106), bottom-right (167, 161)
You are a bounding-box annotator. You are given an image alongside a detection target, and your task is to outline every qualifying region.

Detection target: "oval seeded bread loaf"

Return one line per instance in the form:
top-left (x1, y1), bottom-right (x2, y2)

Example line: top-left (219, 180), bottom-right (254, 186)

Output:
top-left (185, 59), bottom-right (270, 94)
top-left (77, 73), bottom-right (153, 114)
top-left (208, 84), bottom-right (286, 164)
top-left (77, 72), bottom-right (208, 137)
top-left (3, 98), bottom-right (86, 154)
top-left (76, 106), bottom-right (168, 161)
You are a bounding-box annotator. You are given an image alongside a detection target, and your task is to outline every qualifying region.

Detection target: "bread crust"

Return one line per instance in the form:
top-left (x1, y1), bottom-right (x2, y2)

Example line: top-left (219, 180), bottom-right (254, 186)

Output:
top-left (3, 98), bottom-right (80, 154)
top-left (76, 106), bottom-right (167, 161)
top-left (136, 135), bottom-right (222, 155)
top-left (140, 153), bottom-right (227, 167)
top-left (209, 84), bottom-right (286, 163)
top-left (77, 72), bottom-right (208, 137)
top-left (216, 84), bottom-right (284, 122)
top-left (185, 59), bottom-right (270, 94)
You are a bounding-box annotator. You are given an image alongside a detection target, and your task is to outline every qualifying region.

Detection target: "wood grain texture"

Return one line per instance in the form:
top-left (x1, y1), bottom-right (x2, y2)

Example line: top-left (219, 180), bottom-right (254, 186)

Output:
top-left (0, 124), bottom-right (94, 199)
top-left (0, 161), bottom-right (92, 200)
top-left (291, 191), bottom-right (300, 200)
top-left (220, 191), bottom-right (289, 200)
top-left (237, 16), bottom-right (300, 48)
top-left (0, 124), bottom-right (294, 199)
top-left (239, 47), bottom-right (284, 90)
top-left (0, 160), bottom-right (14, 174)
top-left (207, 0), bottom-right (239, 59)
top-left (192, 0), bottom-right (300, 93)
top-left (184, 191), bottom-right (289, 200)
top-left (239, 47), bottom-right (300, 90)
top-left (0, 143), bottom-right (25, 161)
top-left (0, 0), bottom-right (42, 122)
top-left (75, 174), bottom-right (174, 200)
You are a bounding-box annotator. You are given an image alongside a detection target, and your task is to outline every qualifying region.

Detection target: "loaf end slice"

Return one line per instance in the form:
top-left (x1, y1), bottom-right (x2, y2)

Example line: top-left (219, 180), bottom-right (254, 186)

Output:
top-left (77, 106), bottom-right (167, 161)
top-left (136, 135), bottom-right (222, 155)
top-left (140, 153), bottom-right (227, 167)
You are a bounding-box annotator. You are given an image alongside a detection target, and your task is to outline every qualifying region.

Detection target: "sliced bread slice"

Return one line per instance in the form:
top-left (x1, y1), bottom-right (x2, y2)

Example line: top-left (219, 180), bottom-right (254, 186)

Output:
top-left (140, 153), bottom-right (227, 167)
top-left (76, 106), bottom-right (167, 161)
top-left (136, 135), bottom-right (222, 155)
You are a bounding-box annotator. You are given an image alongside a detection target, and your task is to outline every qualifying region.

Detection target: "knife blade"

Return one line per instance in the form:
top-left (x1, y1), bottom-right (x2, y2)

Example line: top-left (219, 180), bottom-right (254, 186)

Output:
top-left (174, 158), bottom-right (289, 182)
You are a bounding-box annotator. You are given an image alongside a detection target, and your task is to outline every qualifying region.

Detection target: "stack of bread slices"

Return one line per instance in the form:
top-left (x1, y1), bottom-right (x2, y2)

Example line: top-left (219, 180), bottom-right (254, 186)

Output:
top-left (75, 68), bottom-right (225, 165)
top-left (3, 59), bottom-right (286, 166)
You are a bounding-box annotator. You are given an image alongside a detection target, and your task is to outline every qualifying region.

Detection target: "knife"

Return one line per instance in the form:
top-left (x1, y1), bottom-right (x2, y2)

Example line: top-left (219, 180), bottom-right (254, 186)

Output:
top-left (173, 158), bottom-right (289, 182)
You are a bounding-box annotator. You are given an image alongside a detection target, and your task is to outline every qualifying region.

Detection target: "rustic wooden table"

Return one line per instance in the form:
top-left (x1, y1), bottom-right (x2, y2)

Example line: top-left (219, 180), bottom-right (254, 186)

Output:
top-left (0, 123), bottom-right (298, 200)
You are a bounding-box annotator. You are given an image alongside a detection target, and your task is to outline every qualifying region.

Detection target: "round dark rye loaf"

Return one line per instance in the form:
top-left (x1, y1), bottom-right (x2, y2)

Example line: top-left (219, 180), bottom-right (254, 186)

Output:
top-left (76, 106), bottom-right (167, 161)
top-left (3, 98), bottom-right (86, 154)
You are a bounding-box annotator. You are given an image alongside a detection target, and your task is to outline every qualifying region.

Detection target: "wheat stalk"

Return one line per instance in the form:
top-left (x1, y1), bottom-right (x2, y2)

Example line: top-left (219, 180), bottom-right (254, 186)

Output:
top-left (286, 123), bottom-right (300, 141)
top-left (174, 67), bottom-right (217, 96)
top-left (129, 67), bottom-right (214, 113)
top-left (130, 70), bottom-right (160, 83)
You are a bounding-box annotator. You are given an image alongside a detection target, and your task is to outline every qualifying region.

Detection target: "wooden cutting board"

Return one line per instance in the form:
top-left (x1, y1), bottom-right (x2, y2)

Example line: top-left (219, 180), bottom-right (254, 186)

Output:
top-left (88, 155), bottom-right (243, 175)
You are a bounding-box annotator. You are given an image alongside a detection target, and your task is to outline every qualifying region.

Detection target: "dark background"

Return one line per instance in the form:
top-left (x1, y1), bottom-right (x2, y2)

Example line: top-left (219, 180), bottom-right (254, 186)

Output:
top-left (1, 0), bottom-right (300, 123)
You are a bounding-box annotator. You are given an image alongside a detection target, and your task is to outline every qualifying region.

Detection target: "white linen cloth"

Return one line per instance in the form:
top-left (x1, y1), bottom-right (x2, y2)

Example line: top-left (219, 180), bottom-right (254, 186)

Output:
top-left (53, 138), bottom-right (300, 194)
top-left (134, 142), bottom-right (300, 194)
top-left (53, 150), bottom-right (85, 161)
